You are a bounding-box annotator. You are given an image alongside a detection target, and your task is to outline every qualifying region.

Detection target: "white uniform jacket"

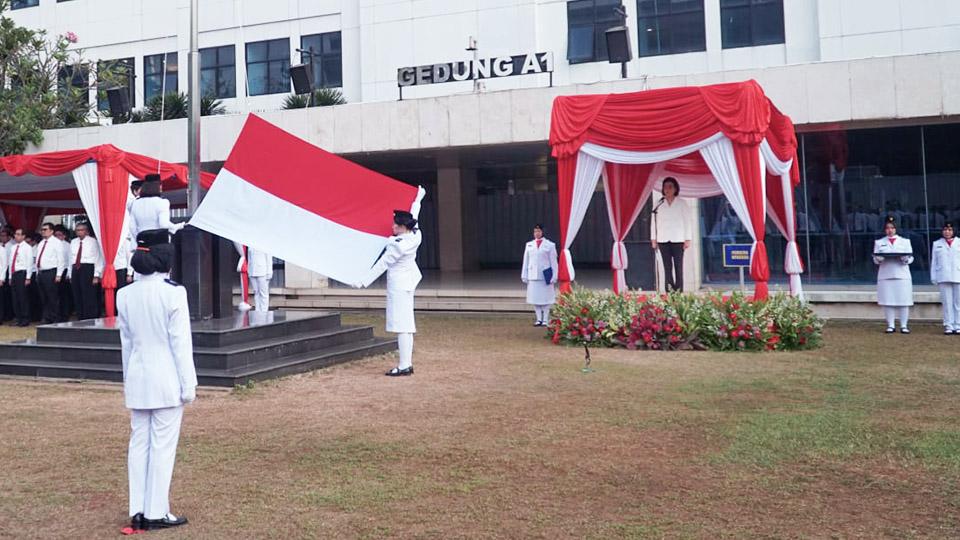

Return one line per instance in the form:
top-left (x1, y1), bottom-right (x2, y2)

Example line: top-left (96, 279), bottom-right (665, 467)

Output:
top-left (0, 245), bottom-right (6, 283)
top-left (931, 238), bottom-right (960, 284)
top-left (521, 238), bottom-right (559, 284)
top-left (129, 195), bottom-right (183, 240)
top-left (9, 241), bottom-right (35, 278)
top-left (361, 230), bottom-right (422, 290)
top-left (117, 273), bottom-right (197, 410)
top-left (873, 236), bottom-right (914, 280)
top-left (233, 242), bottom-right (273, 279)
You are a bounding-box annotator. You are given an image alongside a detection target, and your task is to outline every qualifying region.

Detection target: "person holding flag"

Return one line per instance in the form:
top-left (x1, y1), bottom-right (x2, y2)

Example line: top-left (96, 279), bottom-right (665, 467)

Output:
top-left (354, 210), bottom-right (422, 377)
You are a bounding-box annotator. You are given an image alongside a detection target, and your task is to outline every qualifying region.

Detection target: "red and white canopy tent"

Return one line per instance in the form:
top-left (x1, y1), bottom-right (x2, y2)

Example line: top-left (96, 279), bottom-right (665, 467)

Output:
top-left (0, 145), bottom-right (215, 316)
top-left (549, 80), bottom-right (802, 299)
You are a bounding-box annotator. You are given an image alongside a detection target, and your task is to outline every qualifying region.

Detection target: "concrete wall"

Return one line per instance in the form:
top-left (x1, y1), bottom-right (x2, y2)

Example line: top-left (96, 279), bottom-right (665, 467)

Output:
top-left (8, 0), bottom-right (960, 114)
top-left (27, 50), bottom-right (960, 160)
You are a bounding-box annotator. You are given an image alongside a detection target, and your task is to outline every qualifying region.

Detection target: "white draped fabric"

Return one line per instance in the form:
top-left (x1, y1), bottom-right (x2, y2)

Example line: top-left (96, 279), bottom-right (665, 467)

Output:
top-left (580, 133), bottom-right (725, 164)
top-left (761, 139), bottom-right (804, 299)
top-left (699, 138), bottom-right (757, 248)
top-left (561, 152), bottom-right (604, 282)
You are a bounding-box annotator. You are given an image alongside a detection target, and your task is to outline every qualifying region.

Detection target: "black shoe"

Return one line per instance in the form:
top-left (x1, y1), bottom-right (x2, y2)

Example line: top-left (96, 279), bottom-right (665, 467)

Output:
top-left (130, 513), bottom-right (144, 530)
top-left (885, 327), bottom-right (895, 334)
top-left (143, 513), bottom-right (188, 530)
top-left (385, 366), bottom-right (414, 377)
top-left (900, 328), bottom-right (911, 334)
top-left (16, 321), bottom-right (29, 327)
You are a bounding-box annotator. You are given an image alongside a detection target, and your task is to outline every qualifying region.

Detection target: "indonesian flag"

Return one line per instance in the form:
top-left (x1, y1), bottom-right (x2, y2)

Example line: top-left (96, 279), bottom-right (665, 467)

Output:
top-left (189, 114), bottom-right (425, 284)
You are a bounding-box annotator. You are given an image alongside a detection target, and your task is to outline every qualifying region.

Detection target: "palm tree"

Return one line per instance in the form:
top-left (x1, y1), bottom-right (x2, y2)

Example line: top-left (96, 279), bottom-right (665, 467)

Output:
top-left (281, 88), bottom-right (346, 110)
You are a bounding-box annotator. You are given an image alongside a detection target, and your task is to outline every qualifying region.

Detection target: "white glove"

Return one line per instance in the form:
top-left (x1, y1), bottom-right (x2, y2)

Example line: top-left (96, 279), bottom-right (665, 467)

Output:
top-left (237, 302), bottom-right (253, 312)
top-left (236, 257), bottom-right (246, 272)
top-left (900, 256), bottom-right (911, 264)
top-left (181, 386), bottom-right (196, 404)
top-left (522, 279), bottom-right (528, 284)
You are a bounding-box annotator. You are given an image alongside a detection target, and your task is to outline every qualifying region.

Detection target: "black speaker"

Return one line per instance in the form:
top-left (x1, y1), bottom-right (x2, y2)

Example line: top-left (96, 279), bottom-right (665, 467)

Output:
top-left (289, 63), bottom-right (314, 95)
top-left (605, 25), bottom-right (632, 63)
top-left (107, 87), bottom-right (130, 118)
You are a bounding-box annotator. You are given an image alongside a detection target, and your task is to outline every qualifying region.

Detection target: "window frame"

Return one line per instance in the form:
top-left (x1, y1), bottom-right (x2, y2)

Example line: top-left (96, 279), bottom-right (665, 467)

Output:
top-left (11, 0), bottom-right (40, 9)
top-left (299, 31), bottom-right (343, 89)
top-left (96, 57), bottom-right (136, 112)
top-left (636, 0), bottom-right (707, 58)
top-left (143, 52), bottom-right (179, 102)
top-left (719, 0), bottom-right (785, 49)
top-left (567, 0), bottom-right (624, 65)
top-left (245, 38), bottom-right (291, 96)
top-left (200, 45), bottom-right (237, 99)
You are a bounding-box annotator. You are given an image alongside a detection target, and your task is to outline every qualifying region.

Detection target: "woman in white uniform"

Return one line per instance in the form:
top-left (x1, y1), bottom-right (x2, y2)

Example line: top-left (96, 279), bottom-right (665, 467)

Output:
top-left (117, 229), bottom-right (196, 533)
top-left (873, 216), bottom-right (914, 334)
top-left (356, 210), bottom-right (422, 376)
top-left (128, 174), bottom-right (185, 242)
top-left (521, 224), bottom-right (558, 326)
top-left (931, 222), bottom-right (960, 334)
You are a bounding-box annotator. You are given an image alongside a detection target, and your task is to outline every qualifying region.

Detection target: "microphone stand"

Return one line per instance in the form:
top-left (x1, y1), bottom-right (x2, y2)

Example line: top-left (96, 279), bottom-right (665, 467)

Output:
top-left (651, 197), bottom-right (666, 294)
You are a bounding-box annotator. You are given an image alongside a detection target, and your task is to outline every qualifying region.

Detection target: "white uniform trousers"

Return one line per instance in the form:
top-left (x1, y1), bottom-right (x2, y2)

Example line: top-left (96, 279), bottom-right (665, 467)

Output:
top-left (250, 276), bottom-right (270, 312)
top-left (939, 282), bottom-right (960, 331)
top-left (129, 406), bottom-right (184, 519)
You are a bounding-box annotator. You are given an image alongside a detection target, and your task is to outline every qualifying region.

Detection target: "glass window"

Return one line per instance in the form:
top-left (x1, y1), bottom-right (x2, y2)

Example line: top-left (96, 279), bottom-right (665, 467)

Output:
top-left (144, 52), bottom-right (178, 101)
top-left (200, 45), bottom-right (236, 99)
top-left (96, 57), bottom-right (135, 111)
top-left (637, 0), bottom-right (706, 57)
top-left (300, 31), bottom-right (343, 89)
top-left (922, 124), bottom-right (960, 241)
top-left (720, 0), bottom-right (784, 49)
top-left (11, 0), bottom-right (39, 8)
top-left (245, 38), bottom-right (290, 96)
top-left (567, 0), bottom-right (624, 64)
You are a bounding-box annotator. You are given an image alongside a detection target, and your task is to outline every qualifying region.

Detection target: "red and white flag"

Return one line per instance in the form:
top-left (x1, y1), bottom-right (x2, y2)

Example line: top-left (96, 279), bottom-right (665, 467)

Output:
top-left (189, 114), bottom-right (424, 284)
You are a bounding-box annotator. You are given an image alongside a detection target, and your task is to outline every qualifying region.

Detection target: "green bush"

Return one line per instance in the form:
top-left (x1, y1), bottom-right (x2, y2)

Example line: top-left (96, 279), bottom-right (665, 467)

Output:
top-left (549, 288), bottom-right (823, 352)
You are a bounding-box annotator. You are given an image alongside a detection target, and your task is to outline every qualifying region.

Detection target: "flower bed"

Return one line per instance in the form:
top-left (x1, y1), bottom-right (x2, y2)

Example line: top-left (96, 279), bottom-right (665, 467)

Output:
top-left (549, 288), bottom-right (823, 352)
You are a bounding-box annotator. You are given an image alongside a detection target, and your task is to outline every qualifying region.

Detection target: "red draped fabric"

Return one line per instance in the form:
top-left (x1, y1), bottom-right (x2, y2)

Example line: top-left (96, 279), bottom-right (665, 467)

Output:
top-left (550, 80), bottom-right (799, 298)
top-left (96, 158), bottom-right (131, 317)
top-left (604, 163), bottom-right (654, 293)
top-left (557, 154), bottom-right (577, 290)
top-left (550, 81), bottom-right (771, 157)
top-left (732, 143), bottom-right (769, 297)
top-left (0, 204), bottom-right (45, 232)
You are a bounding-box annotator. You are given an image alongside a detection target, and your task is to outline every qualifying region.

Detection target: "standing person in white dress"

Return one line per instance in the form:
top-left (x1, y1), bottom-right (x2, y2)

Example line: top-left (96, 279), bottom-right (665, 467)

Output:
top-left (873, 216), bottom-right (914, 334)
top-left (234, 243), bottom-right (273, 312)
top-left (354, 210), bottom-right (422, 377)
top-left (521, 224), bottom-right (558, 326)
top-left (931, 222), bottom-right (960, 335)
top-left (650, 177), bottom-right (691, 292)
top-left (128, 174), bottom-right (185, 242)
top-left (117, 229), bottom-right (196, 534)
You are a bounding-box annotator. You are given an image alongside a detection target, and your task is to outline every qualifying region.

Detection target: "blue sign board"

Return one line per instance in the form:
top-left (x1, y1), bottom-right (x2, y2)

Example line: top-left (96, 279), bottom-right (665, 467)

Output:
top-left (722, 244), bottom-right (753, 268)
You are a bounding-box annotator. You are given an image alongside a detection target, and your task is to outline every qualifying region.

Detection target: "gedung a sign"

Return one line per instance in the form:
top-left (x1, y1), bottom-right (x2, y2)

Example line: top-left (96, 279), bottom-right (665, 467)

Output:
top-left (398, 52), bottom-right (554, 87)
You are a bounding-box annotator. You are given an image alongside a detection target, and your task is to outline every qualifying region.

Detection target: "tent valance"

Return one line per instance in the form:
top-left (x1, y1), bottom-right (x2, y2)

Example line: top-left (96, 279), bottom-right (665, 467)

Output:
top-left (549, 80), bottom-right (802, 299)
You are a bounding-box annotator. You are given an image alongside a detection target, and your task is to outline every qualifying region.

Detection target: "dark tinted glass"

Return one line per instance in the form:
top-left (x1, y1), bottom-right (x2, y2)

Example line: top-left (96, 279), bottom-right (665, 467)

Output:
top-left (720, 0), bottom-right (784, 49)
top-left (567, 0), bottom-right (625, 64)
top-left (637, 0), bottom-right (705, 56)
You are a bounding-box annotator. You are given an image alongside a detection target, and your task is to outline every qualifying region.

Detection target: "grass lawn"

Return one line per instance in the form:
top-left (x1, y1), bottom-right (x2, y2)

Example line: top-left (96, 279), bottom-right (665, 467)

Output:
top-left (1, 313), bottom-right (959, 539)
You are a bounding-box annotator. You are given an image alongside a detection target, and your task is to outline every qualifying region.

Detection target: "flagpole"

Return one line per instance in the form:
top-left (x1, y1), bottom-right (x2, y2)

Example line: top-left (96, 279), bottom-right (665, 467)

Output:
top-left (187, 0), bottom-right (201, 213)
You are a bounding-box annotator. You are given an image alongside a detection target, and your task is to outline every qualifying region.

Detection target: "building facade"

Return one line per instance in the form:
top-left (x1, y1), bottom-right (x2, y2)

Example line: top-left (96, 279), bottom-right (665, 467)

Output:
top-left (8, 0), bottom-right (960, 289)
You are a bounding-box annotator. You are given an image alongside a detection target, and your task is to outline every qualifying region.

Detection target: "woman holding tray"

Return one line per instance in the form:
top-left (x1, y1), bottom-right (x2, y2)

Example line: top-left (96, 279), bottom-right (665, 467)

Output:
top-left (873, 216), bottom-right (914, 334)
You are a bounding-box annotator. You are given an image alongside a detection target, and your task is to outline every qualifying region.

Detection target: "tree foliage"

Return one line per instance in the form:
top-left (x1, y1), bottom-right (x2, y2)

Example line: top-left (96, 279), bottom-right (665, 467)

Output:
top-left (0, 0), bottom-right (112, 156)
top-left (281, 88), bottom-right (346, 109)
top-left (109, 91), bottom-right (228, 123)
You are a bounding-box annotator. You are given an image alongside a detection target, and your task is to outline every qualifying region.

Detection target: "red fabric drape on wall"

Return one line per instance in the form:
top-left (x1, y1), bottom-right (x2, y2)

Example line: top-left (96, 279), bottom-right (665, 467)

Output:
top-left (604, 163), bottom-right (654, 293)
top-left (0, 204), bottom-right (45, 231)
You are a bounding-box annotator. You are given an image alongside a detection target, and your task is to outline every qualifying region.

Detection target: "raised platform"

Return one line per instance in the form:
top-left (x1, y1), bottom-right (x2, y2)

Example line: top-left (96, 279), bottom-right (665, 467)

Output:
top-left (0, 310), bottom-right (396, 387)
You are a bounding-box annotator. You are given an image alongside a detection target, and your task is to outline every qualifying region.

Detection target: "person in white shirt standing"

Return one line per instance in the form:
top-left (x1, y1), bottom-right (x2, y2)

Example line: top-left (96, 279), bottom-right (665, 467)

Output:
top-left (9, 228), bottom-right (35, 327)
top-left (128, 175), bottom-right (185, 242)
top-left (355, 210), bottom-right (422, 377)
top-left (35, 223), bottom-right (66, 324)
top-left (873, 216), bottom-right (914, 334)
top-left (1, 226), bottom-right (14, 322)
top-left (54, 225), bottom-right (73, 321)
top-left (931, 222), bottom-right (960, 335)
top-left (650, 177), bottom-right (692, 293)
top-left (235, 243), bottom-right (273, 312)
top-left (69, 222), bottom-right (103, 320)
top-left (521, 224), bottom-right (559, 326)
top-left (117, 229), bottom-right (196, 533)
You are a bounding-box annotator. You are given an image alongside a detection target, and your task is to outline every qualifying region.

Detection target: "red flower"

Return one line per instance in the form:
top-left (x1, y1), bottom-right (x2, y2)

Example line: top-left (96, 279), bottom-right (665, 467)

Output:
top-left (552, 332), bottom-right (560, 344)
top-left (638, 294), bottom-right (648, 303)
top-left (581, 307), bottom-right (590, 315)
